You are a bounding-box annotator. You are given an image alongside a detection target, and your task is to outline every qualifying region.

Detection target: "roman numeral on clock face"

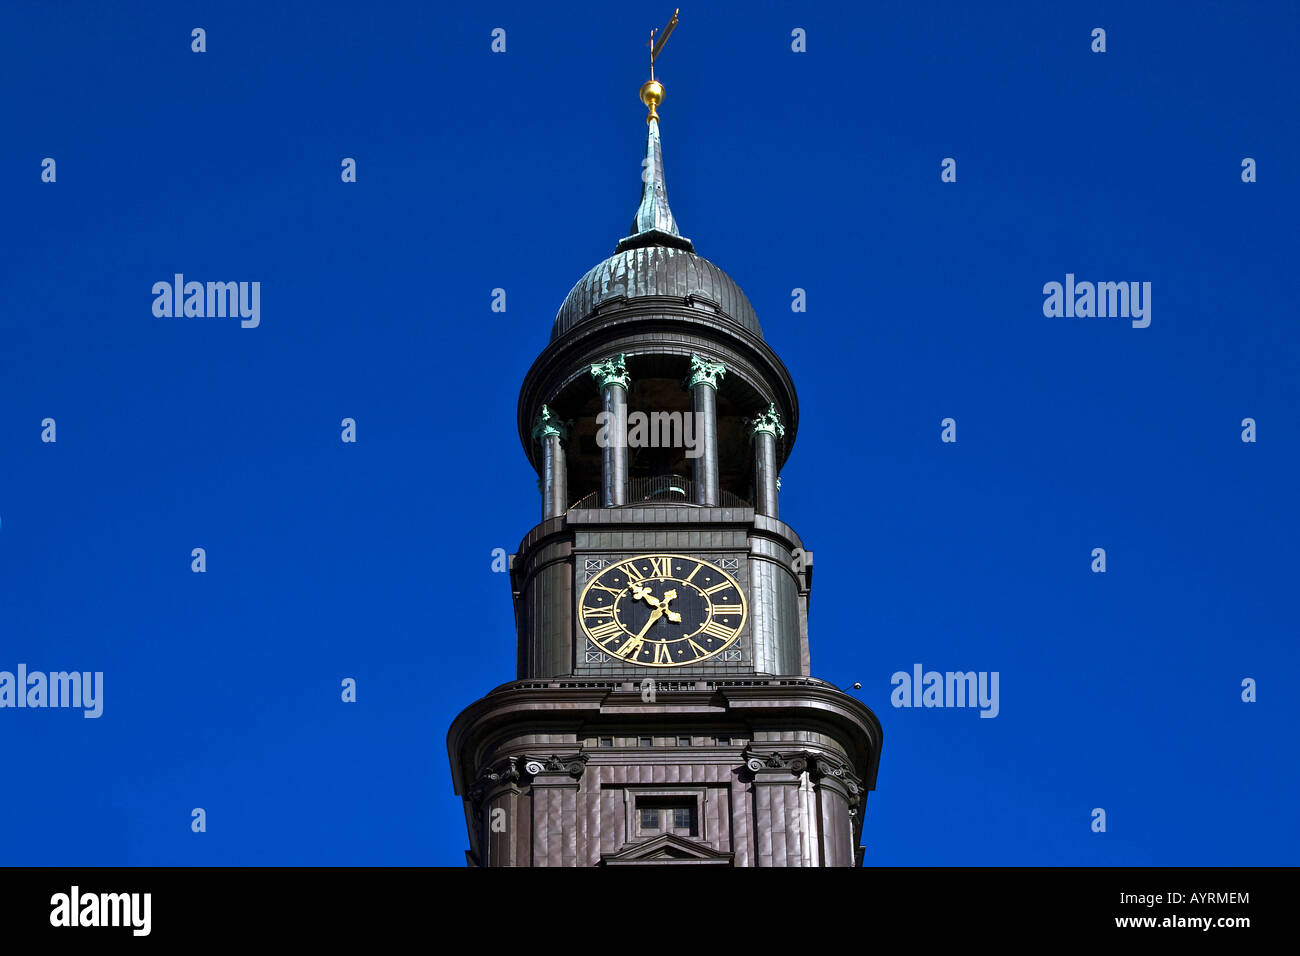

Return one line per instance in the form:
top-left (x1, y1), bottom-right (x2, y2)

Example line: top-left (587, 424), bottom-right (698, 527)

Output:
top-left (653, 643), bottom-right (673, 664)
top-left (703, 582), bottom-right (733, 595)
top-left (711, 604), bottom-right (742, 615)
top-left (619, 562), bottom-right (645, 582)
top-left (646, 556), bottom-right (670, 578)
top-left (615, 637), bottom-right (644, 660)
top-left (702, 620), bottom-right (735, 640)
top-left (588, 621), bottom-right (621, 641)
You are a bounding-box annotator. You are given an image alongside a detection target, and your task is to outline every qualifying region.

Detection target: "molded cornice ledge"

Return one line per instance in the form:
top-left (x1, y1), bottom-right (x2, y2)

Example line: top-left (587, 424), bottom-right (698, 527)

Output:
top-left (447, 679), bottom-right (882, 797)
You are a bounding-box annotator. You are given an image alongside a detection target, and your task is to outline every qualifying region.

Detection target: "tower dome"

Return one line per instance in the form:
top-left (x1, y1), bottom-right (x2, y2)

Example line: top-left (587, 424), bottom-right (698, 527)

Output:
top-left (551, 245), bottom-right (763, 342)
top-left (550, 108), bottom-right (762, 343)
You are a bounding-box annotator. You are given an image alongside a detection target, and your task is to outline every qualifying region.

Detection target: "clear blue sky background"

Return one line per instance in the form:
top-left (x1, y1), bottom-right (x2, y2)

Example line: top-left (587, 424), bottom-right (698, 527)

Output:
top-left (2, 0), bottom-right (1296, 866)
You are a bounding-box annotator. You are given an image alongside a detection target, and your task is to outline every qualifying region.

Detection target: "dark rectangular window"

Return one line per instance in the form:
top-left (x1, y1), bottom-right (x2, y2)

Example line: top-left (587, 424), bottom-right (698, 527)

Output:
top-left (716, 736), bottom-right (731, 746)
top-left (677, 736), bottom-right (691, 746)
top-left (599, 737), bottom-right (613, 748)
top-left (639, 736), bottom-right (653, 747)
top-left (636, 799), bottom-right (698, 837)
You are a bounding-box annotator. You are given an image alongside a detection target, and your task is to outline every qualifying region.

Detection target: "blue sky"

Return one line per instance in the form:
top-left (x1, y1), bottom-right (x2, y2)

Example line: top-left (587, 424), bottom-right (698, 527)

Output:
top-left (1, 0), bottom-right (1296, 865)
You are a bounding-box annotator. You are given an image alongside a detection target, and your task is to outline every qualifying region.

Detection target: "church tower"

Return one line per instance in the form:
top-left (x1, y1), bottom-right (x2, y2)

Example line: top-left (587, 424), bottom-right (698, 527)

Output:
top-left (447, 15), bottom-right (882, 866)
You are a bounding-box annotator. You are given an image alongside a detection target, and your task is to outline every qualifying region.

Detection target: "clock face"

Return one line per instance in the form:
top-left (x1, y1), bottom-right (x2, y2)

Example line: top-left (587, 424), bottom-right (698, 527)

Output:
top-left (577, 554), bottom-right (747, 667)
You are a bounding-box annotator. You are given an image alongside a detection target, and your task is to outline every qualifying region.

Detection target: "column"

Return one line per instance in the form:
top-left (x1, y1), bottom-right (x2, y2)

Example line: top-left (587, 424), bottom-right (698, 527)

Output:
top-left (744, 750), bottom-right (810, 868)
top-left (532, 405), bottom-right (570, 520)
top-left (809, 754), bottom-right (864, 868)
top-left (522, 754), bottom-right (589, 868)
top-left (749, 403), bottom-right (784, 518)
top-left (590, 354), bottom-right (631, 507)
top-left (468, 757), bottom-right (523, 868)
top-left (686, 354), bottom-right (726, 506)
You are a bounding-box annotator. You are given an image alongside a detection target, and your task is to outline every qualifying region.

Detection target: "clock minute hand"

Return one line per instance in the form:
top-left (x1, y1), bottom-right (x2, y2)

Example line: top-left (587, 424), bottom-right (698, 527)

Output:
top-left (634, 606), bottom-right (664, 640)
top-left (619, 606), bottom-right (664, 659)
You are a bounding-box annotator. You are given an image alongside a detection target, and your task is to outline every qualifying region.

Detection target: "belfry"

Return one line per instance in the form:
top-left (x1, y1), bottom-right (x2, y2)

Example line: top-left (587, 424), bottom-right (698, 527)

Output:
top-left (447, 11), bottom-right (881, 866)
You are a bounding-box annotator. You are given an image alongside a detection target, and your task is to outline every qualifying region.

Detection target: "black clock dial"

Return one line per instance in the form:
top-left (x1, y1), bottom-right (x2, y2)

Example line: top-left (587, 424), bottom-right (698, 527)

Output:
top-left (577, 554), bottom-right (746, 667)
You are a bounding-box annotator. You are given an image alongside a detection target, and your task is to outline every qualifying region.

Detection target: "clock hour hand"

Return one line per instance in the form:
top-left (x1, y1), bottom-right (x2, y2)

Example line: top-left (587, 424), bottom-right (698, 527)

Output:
top-left (657, 588), bottom-right (682, 624)
top-left (630, 583), bottom-right (681, 623)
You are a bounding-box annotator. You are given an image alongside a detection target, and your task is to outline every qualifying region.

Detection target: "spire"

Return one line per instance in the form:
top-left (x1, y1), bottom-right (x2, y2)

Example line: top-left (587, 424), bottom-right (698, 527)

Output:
top-left (615, 9), bottom-right (694, 254)
top-left (617, 118), bottom-right (694, 253)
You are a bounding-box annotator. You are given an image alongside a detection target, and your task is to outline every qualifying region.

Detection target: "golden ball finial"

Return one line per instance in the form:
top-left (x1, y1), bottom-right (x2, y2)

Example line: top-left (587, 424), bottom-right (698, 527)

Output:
top-left (640, 78), bottom-right (665, 123)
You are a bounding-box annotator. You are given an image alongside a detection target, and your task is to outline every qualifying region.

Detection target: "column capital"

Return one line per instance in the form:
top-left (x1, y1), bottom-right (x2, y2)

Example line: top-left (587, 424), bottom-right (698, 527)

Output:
top-left (809, 752), bottom-right (864, 796)
top-left (522, 753), bottom-right (589, 781)
top-left (748, 402), bottom-right (785, 438)
top-left (467, 756), bottom-right (522, 807)
top-left (590, 353), bottom-right (631, 390)
top-left (743, 747), bottom-right (812, 780)
top-left (531, 404), bottom-right (570, 442)
top-left (809, 753), bottom-right (866, 818)
top-left (686, 353), bottom-right (727, 390)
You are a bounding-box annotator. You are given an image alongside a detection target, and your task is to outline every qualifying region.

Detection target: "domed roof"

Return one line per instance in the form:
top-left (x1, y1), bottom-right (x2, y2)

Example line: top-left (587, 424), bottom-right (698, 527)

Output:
top-left (551, 244), bottom-right (762, 341)
top-left (550, 113), bottom-right (762, 342)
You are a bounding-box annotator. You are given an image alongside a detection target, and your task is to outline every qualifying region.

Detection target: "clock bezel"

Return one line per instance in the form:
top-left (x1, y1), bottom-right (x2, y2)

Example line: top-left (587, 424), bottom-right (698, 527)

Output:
top-left (576, 552), bottom-right (748, 668)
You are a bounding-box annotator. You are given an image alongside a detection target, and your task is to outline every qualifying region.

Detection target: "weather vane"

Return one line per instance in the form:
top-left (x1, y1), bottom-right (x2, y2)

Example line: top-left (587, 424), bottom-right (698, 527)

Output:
top-left (640, 8), bottom-right (679, 123)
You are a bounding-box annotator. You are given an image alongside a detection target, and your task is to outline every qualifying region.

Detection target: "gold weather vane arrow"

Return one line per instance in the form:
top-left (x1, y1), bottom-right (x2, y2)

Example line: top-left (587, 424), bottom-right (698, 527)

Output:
top-left (649, 8), bottom-right (679, 75)
top-left (641, 8), bottom-right (679, 122)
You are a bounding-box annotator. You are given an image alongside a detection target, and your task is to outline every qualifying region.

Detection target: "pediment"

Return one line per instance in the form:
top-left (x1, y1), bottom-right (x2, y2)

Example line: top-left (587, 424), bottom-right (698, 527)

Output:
top-left (601, 832), bottom-right (734, 866)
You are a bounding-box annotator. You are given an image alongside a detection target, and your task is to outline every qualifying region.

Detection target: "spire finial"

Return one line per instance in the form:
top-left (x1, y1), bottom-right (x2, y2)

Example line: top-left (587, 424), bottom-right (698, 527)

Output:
top-left (616, 9), bottom-right (693, 254)
top-left (640, 8), bottom-right (679, 123)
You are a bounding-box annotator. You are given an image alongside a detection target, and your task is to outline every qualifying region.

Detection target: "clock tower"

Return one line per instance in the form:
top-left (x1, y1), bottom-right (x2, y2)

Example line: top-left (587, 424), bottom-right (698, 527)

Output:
top-left (446, 22), bottom-right (882, 866)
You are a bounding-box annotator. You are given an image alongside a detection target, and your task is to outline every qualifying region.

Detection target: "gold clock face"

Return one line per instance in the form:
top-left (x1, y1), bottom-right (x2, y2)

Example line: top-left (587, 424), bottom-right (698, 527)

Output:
top-left (577, 554), bottom-right (747, 667)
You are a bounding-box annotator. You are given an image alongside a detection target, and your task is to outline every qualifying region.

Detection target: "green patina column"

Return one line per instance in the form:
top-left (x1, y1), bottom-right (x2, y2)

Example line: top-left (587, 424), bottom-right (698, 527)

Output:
top-left (532, 405), bottom-right (571, 520)
top-left (590, 354), bottom-right (631, 507)
top-left (749, 403), bottom-right (785, 518)
top-left (686, 354), bottom-right (726, 506)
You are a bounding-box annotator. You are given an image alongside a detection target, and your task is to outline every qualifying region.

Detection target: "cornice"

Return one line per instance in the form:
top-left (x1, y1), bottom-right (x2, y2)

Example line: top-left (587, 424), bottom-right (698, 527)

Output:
top-left (447, 679), bottom-right (882, 796)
